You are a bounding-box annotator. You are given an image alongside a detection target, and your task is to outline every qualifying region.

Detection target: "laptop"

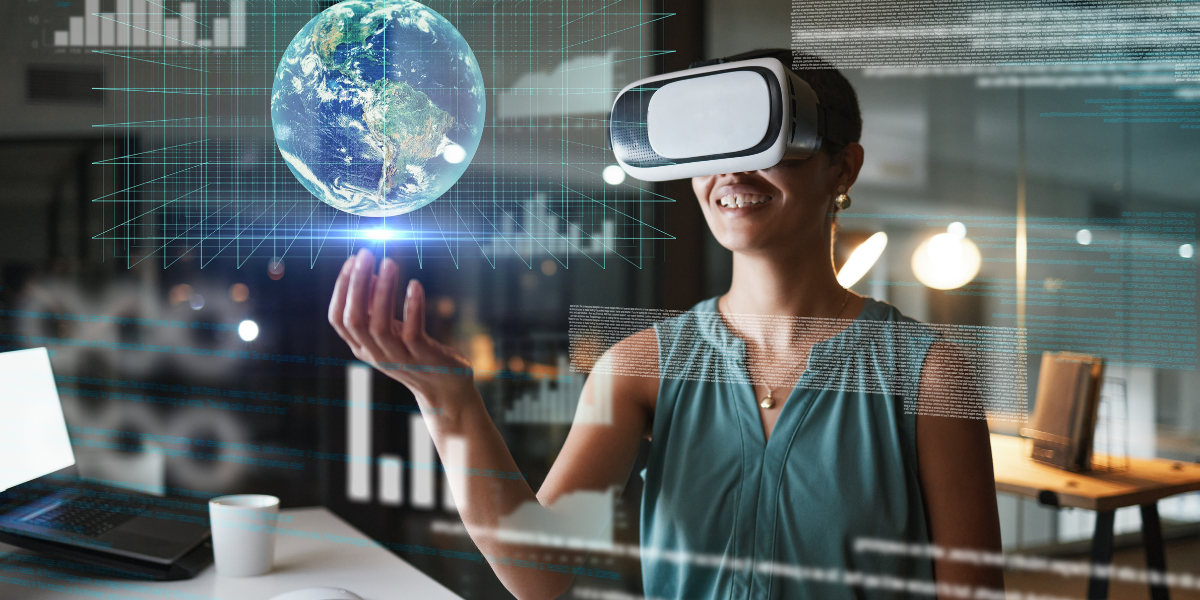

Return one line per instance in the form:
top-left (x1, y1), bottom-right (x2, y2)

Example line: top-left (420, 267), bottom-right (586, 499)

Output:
top-left (0, 347), bottom-right (213, 580)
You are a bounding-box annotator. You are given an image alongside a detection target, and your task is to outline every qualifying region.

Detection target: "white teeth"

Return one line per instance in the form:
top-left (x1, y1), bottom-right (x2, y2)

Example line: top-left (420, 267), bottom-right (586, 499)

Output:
top-left (718, 194), bottom-right (770, 208)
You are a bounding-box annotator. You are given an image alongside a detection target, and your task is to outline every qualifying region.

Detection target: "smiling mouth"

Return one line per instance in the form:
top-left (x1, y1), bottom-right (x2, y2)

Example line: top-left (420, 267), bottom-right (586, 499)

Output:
top-left (717, 193), bottom-right (772, 208)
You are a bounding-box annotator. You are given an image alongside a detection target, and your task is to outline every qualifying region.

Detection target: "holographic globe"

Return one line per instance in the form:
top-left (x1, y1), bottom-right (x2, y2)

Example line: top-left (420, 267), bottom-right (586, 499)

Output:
top-left (271, 0), bottom-right (485, 216)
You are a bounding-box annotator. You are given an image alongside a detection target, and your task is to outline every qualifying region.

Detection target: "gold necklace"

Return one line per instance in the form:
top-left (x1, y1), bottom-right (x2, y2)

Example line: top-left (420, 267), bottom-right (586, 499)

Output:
top-left (756, 290), bottom-right (852, 410)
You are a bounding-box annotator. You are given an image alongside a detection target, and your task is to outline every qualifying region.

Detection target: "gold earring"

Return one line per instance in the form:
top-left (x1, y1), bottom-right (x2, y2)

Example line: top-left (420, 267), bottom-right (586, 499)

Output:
top-left (835, 194), bottom-right (852, 210)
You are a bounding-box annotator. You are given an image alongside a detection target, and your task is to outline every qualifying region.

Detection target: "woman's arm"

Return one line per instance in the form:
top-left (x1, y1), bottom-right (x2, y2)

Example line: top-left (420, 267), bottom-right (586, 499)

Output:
top-left (916, 340), bottom-right (1006, 597)
top-left (328, 250), bottom-right (656, 600)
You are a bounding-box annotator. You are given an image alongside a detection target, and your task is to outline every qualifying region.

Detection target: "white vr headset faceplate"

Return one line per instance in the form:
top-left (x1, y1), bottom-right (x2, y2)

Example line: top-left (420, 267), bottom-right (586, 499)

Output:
top-left (609, 57), bottom-right (824, 182)
top-left (646, 71), bottom-right (772, 159)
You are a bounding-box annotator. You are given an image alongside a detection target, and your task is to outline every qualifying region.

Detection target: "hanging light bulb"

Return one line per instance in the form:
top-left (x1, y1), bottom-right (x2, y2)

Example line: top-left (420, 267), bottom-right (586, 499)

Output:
top-left (911, 232), bottom-right (981, 290)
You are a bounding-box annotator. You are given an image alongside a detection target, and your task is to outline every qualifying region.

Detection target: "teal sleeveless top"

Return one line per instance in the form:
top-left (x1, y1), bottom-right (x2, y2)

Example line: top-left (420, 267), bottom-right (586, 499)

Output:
top-left (642, 297), bottom-right (938, 599)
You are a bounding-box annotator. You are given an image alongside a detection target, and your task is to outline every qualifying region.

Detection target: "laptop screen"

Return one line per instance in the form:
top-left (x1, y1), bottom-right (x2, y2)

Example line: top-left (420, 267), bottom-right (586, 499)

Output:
top-left (0, 348), bottom-right (76, 492)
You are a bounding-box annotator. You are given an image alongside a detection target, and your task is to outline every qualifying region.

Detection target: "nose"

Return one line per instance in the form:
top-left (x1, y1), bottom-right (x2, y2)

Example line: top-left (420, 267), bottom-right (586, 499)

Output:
top-left (715, 171), bottom-right (756, 182)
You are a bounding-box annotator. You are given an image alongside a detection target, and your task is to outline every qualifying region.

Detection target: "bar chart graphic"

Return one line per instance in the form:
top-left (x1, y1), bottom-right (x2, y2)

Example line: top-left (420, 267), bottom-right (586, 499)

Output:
top-left (53, 0), bottom-right (247, 49)
top-left (503, 354), bottom-right (596, 425)
top-left (345, 363), bottom-right (456, 511)
top-left (496, 488), bottom-right (615, 550)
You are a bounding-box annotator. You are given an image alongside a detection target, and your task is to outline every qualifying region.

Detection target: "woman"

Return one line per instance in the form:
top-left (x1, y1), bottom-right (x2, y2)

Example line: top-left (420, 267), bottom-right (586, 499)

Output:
top-left (328, 49), bottom-right (1004, 599)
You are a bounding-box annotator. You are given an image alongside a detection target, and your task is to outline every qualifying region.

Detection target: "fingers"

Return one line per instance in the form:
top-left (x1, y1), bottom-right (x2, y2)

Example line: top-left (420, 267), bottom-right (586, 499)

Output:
top-left (328, 256), bottom-right (358, 352)
top-left (367, 275), bottom-right (378, 316)
top-left (369, 258), bottom-right (406, 358)
top-left (343, 249), bottom-right (387, 362)
top-left (401, 278), bottom-right (427, 346)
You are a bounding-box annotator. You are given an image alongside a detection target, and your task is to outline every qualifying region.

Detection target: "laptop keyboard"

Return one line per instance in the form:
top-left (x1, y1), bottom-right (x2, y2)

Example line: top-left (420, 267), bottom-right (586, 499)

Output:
top-left (17, 496), bottom-right (139, 537)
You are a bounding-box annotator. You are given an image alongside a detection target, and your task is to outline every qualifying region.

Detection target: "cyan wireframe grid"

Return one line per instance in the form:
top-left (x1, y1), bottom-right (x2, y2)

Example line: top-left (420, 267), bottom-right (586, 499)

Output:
top-left (87, 0), bottom-right (672, 270)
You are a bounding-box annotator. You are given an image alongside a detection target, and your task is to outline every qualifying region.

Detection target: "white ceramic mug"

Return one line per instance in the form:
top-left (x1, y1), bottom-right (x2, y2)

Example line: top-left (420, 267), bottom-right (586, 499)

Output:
top-left (208, 494), bottom-right (280, 577)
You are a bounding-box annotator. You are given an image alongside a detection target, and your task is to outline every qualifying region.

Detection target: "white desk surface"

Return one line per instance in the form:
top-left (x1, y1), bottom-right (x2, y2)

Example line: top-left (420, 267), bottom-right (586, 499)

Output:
top-left (0, 506), bottom-right (464, 600)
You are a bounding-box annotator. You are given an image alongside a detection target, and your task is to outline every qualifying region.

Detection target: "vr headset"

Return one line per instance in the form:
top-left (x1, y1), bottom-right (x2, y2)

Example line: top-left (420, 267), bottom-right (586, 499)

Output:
top-left (609, 55), bottom-right (854, 182)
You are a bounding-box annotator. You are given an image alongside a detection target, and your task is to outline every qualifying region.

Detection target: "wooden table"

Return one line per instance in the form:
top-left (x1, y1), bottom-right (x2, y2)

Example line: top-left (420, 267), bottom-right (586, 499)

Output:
top-left (991, 434), bottom-right (1200, 600)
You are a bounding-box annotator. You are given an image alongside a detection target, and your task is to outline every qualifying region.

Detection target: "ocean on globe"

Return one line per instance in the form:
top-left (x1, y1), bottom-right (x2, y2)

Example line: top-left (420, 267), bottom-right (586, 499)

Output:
top-left (271, 0), bottom-right (485, 217)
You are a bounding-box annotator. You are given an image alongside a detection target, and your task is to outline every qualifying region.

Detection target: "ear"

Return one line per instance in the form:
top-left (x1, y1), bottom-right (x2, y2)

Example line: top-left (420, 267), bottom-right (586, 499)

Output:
top-left (834, 142), bottom-right (865, 192)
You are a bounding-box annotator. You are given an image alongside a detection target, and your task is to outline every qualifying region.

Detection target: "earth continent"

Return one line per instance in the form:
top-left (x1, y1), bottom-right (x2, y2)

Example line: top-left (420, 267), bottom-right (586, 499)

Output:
top-left (271, 0), bottom-right (485, 216)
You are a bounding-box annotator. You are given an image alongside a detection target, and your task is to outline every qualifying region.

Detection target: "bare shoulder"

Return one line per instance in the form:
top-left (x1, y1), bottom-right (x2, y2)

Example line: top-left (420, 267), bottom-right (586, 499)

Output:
top-left (916, 338), bottom-right (987, 422)
top-left (595, 327), bottom-right (661, 427)
top-left (604, 326), bottom-right (660, 370)
top-left (919, 339), bottom-right (968, 384)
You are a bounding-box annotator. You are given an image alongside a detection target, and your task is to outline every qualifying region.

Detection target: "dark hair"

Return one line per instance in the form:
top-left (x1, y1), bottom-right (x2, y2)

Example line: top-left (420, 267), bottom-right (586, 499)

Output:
top-left (718, 48), bottom-right (862, 158)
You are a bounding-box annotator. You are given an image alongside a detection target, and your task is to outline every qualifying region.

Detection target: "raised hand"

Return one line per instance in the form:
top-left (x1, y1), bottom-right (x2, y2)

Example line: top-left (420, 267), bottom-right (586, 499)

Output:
top-left (328, 249), bottom-right (473, 403)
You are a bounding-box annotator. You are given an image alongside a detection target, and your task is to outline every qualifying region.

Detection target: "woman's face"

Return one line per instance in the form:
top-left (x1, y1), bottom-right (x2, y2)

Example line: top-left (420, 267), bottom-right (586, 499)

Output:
top-left (692, 146), bottom-right (860, 256)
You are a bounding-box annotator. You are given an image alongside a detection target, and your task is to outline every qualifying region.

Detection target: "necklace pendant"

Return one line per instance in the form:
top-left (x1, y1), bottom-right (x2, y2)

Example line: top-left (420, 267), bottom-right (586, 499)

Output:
top-left (759, 394), bottom-right (775, 409)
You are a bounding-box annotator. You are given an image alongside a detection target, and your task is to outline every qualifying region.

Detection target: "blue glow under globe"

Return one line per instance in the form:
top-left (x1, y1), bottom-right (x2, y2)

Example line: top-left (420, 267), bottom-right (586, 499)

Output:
top-left (271, 0), bottom-right (485, 217)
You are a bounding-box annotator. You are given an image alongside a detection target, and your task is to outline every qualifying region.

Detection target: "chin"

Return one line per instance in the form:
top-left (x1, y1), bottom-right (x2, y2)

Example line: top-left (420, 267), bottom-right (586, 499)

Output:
top-left (713, 221), bottom-right (827, 256)
top-left (713, 233), bottom-right (770, 254)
